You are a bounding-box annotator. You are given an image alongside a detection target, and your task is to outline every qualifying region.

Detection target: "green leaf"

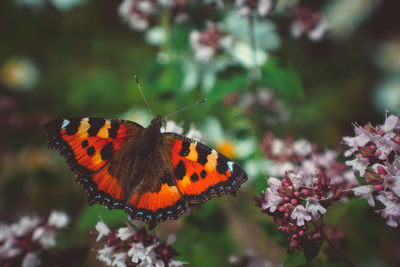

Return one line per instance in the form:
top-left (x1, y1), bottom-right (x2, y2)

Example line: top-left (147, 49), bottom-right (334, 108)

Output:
top-left (74, 205), bottom-right (128, 233)
top-left (146, 61), bottom-right (183, 93)
top-left (261, 58), bottom-right (305, 101)
top-left (206, 66), bottom-right (247, 107)
top-left (284, 250), bottom-right (308, 267)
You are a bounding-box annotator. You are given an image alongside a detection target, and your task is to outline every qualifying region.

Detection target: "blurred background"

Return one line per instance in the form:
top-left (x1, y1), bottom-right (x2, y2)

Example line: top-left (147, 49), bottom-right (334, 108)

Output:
top-left (1, 0), bottom-right (400, 266)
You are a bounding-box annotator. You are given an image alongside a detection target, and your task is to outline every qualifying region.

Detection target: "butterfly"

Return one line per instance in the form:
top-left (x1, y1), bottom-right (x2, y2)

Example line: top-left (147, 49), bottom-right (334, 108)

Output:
top-left (43, 115), bottom-right (248, 229)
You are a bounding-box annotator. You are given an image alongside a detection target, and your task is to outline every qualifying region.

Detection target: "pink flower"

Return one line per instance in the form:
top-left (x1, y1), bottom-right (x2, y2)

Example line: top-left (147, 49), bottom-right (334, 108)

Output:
top-left (376, 192), bottom-right (400, 227)
top-left (94, 219), bottom-right (186, 266)
top-left (345, 155), bottom-right (369, 177)
top-left (290, 7), bottom-right (329, 42)
top-left (352, 185), bottom-right (376, 206)
top-left (343, 133), bottom-right (371, 157)
top-left (0, 211), bottom-right (69, 266)
top-left (305, 197), bottom-right (326, 219)
top-left (119, 0), bottom-right (158, 32)
top-left (190, 22), bottom-right (231, 62)
top-left (290, 205), bottom-right (312, 226)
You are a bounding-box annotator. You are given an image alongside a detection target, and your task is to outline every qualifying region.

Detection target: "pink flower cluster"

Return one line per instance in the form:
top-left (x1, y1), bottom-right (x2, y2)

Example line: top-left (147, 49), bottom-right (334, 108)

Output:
top-left (94, 219), bottom-right (186, 267)
top-left (257, 133), bottom-right (358, 252)
top-left (119, 0), bottom-right (188, 32)
top-left (290, 6), bottom-right (329, 41)
top-left (255, 170), bottom-right (350, 251)
top-left (260, 132), bottom-right (357, 186)
top-left (190, 22), bottom-right (231, 62)
top-left (0, 211), bottom-right (69, 267)
top-left (343, 114), bottom-right (400, 227)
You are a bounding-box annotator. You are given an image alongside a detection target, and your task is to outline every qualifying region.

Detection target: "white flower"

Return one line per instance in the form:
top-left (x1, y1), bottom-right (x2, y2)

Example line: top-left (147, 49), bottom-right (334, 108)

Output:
top-left (376, 192), bottom-right (400, 227)
top-left (128, 243), bottom-right (157, 265)
top-left (117, 227), bottom-right (134, 241)
top-left (32, 227), bottom-right (57, 248)
top-left (308, 19), bottom-right (330, 41)
top-left (345, 155), bottom-right (369, 177)
top-left (262, 188), bottom-right (283, 213)
top-left (22, 252), bottom-right (41, 267)
top-left (47, 210), bottom-right (69, 229)
top-left (161, 120), bottom-right (183, 134)
top-left (267, 161), bottom-right (295, 177)
top-left (383, 162), bottom-right (400, 197)
top-left (230, 41), bottom-right (268, 69)
top-left (381, 115), bottom-right (400, 133)
top-left (128, 243), bottom-right (147, 263)
top-left (119, 0), bottom-right (156, 31)
top-left (262, 178), bottom-right (283, 212)
top-left (161, 120), bottom-right (204, 141)
top-left (190, 31), bottom-right (216, 62)
top-left (95, 221), bottom-right (111, 242)
top-left (97, 246), bottom-right (115, 265)
top-left (301, 159), bottom-right (318, 175)
top-left (288, 170), bottom-right (314, 190)
top-left (305, 197), bottom-right (326, 219)
top-left (185, 124), bottom-right (203, 141)
top-left (189, 22), bottom-right (231, 63)
top-left (290, 205), bottom-right (312, 226)
top-left (0, 225), bottom-right (20, 259)
top-left (343, 133), bottom-right (370, 157)
top-left (270, 139), bottom-right (291, 157)
top-left (112, 252), bottom-right (128, 267)
top-left (145, 26), bottom-right (167, 46)
top-left (10, 216), bottom-right (40, 237)
top-left (372, 133), bottom-right (398, 160)
top-left (352, 185), bottom-right (375, 206)
top-left (267, 177), bottom-right (281, 191)
top-left (292, 139), bottom-right (312, 157)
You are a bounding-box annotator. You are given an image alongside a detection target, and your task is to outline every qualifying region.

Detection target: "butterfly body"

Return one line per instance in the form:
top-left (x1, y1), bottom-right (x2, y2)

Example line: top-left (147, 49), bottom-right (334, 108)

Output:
top-left (44, 115), bottom-right (247, 229)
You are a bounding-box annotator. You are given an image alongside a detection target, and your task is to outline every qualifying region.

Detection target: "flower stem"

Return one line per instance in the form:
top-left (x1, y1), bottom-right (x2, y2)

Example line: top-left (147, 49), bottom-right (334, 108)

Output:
top-left (248, 11), bottom-right (261, 82)
top-left (322, 231), bottom-right (358, 267)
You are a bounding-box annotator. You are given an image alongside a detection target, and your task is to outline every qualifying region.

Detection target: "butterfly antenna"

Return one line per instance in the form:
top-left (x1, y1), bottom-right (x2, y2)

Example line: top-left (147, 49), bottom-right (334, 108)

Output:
top-left (134, 75), bottom-right (153, 117)
top-left (163, 98), bottom-right (207, 120)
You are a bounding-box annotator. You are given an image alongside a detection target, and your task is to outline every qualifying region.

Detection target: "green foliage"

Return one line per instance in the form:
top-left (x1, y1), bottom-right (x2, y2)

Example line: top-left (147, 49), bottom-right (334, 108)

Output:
top-left (75, 205), bottom-right (128, 232)
top-left (174, 199), bottom-right (238, 267)
top-left (284, 250), bottom-right (308, 267)
top-left (146, 61), bottom-right (184, 94)
top-left (205, 66), bottom-right (248, 107)
top-left (261, 58), bottom-right (305, 101)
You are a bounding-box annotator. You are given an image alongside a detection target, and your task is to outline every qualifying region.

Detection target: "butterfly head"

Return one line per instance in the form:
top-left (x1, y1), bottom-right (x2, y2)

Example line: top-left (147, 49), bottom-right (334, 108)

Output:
top-left (149, 115), bottom-right (163, 130)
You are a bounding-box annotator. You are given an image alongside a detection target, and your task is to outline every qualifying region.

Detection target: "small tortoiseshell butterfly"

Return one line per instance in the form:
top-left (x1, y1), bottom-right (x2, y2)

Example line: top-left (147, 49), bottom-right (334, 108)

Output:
top-left (44, 115), bottom-right (247, 229)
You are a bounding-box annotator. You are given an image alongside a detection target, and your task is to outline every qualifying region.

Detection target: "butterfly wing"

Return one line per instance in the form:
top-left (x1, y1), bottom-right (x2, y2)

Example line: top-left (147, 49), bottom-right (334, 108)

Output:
top-left (163, 133), bottom-right (248, 205)
top-left (123, 148), bottom-right (187, 229)
top-left (43, 117), bottom-right (144, 207)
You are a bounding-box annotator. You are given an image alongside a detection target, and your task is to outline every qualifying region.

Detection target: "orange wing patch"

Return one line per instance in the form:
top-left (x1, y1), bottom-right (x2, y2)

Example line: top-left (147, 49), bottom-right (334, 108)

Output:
top-left (125, 181), bottom-right (187, 229)
top-left (167, 138), bottom-right (247, 205)
top-left (129, 184), bottom-right (181, 211)
top-left (44, 117), bottom-right (144, 209)
top-left (44, 117), bottom-right (141, 174)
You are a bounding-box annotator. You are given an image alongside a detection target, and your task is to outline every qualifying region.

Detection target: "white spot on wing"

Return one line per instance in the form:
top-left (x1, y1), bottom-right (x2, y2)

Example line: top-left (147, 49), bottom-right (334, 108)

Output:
top-left (227, 161), bottom-right (234, 171)
top-left (61, 119), bottom-right (70, 129)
